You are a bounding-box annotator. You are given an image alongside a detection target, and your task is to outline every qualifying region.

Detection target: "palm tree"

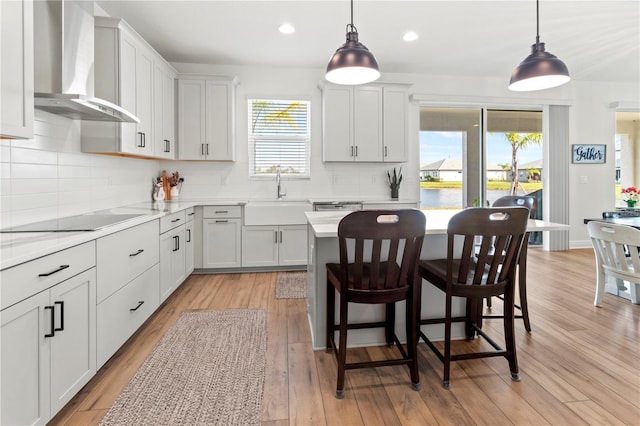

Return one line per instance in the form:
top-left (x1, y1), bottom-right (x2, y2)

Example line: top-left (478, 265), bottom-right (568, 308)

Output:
top-left (504, 132), bottom-right (542, 195)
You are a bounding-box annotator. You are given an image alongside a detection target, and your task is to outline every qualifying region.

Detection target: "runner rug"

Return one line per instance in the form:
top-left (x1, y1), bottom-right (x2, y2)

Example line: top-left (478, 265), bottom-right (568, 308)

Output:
top-left (100, 309), bottom-right (267, 426)
top-left (275, 271), bottom-right (308, 299)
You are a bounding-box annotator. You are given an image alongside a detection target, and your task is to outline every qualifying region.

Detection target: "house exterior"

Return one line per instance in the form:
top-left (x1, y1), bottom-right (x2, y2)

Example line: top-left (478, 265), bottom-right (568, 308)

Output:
top-left (420, 159), bottom-right (506, 182)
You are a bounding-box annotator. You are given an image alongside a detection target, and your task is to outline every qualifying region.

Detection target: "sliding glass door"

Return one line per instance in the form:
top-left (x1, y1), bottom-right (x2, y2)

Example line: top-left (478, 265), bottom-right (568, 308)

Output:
top-left (419, 107), bottom-right (543, 244)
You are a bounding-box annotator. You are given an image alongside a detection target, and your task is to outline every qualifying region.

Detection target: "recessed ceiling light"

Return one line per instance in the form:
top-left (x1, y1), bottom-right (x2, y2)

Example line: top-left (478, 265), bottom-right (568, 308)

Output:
top-left (403, 31), bottom-right (419, 42)
top-left (279, 23), bottom-right (295, 34)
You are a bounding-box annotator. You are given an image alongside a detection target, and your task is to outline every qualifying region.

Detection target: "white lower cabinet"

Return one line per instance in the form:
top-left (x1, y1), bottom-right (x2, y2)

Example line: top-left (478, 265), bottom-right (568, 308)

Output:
top-left (96, 264), bottom-right (159, 368)
top-left (202, 206), bottom-right (242, 268)
top-left (242, 225), bottom-right (307, 267)
top-left (1, 268), bottom-right (96, 425)
top-left (185, 208), bottom-right (195, 277)
top-left (160, 225), bottom-right (186, 301)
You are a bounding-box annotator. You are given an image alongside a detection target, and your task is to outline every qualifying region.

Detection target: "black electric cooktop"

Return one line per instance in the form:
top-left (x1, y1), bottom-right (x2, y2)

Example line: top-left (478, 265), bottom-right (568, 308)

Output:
top-left (0, 213), bottom-right (145, 233)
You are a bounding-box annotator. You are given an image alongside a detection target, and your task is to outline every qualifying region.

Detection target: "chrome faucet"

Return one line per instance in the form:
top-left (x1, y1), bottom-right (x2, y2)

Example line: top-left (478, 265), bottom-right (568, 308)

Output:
top-left (276, 165), bottom-right (286, 199)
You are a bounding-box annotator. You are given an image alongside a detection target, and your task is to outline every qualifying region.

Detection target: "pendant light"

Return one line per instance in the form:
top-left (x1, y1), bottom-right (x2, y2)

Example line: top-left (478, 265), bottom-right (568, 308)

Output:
top-left (509, 0), bottom-right (570, 91)
top-left (325, 0), bottom-right (380, 85)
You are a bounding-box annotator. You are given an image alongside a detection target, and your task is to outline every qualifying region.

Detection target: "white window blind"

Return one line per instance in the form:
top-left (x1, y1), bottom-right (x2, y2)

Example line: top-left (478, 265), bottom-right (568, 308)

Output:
top-left (248, 99), bottom-right (310, 178)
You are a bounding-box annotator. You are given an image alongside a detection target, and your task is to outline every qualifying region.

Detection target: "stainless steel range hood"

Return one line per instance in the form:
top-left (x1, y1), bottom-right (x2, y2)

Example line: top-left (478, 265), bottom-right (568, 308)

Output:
top-left (34, 0), bottom-right (139, 123)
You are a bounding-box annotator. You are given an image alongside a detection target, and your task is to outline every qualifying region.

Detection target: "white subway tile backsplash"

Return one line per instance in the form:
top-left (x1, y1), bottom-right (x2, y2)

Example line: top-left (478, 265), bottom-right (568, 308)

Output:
top-left (12, 179), bottom-right (57, 194)
top-left (11, 147), bottom-right (58, 165)
top-left (11, 163), bottom-right (58, 179)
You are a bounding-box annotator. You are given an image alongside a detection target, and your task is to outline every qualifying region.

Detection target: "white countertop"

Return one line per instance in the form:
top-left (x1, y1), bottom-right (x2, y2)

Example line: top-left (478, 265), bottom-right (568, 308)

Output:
top-left (305, 209), bottom-right (571, 238)
top-left (0, 199), bottom-right (250, 270)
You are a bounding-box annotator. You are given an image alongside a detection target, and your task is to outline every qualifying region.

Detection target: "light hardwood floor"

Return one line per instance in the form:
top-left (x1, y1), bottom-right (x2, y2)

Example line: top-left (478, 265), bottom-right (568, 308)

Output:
top-left (51, 248), bottom-right (639, 425)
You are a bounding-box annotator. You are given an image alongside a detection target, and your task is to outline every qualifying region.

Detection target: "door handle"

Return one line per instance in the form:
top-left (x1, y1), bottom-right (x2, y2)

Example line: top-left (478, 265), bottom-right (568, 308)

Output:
top-left (54, 301), bottom-right (64, 332)
top-left (129, 249), bottom-right (144, 257)
top-left (130, 301), bottom-right (144, 312)
top-left (44, 306), bottom-right (55, 338)
top-left (39, 264), bottom-right (70, 277)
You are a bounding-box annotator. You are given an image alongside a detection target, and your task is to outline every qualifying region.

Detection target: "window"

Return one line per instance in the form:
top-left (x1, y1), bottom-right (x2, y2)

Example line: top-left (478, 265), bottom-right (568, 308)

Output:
top-left (248, 99), bottom-right (311, 178)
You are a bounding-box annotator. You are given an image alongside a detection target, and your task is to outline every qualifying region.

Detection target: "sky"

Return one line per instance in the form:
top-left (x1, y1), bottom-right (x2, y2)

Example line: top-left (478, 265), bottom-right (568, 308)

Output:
top-left (419, 131), bottom-right (543, 166)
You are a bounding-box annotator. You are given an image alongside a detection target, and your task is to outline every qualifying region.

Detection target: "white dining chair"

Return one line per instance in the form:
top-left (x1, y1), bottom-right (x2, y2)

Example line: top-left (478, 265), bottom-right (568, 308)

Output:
top-left (587, 221), bottom-right (640, 306)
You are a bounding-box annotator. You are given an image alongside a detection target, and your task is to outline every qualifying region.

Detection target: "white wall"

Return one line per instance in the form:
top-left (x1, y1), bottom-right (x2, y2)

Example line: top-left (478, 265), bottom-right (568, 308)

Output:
top-left (1, 63), bottom-right (638, 250)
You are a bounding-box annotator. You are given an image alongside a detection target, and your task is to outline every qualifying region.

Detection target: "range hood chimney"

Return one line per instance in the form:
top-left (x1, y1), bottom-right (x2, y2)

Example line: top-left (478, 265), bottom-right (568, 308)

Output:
top-left (34, 0), bottom-right (138, 123)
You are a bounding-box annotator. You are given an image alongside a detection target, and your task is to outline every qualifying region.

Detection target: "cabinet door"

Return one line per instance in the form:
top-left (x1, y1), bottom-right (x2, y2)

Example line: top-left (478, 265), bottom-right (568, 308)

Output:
top-left (178, 79), bottom-right (207, 160)
top-left (205, 81), bottom-right (234, 161)
top-left (160, 226), bottom-right (185, 302)
top-left (242, 226), bottom-right (278, 267)
top-left (163, 68), bottom-right (176, 158)
top-left (185, 221), bottom-right (195, 277)
top-left (278, 225), bottom-right (308, 266)
top-left (322, 85), bottom-right (353, 162)
top-left (1, 291), bottom-right (50, 426)
top-left (0, 0), bottom-right (33, 139)
top-left (354, 86), bottom-right (383, 162)
top-left (203, 219), bottom-right (242, 268)
top-left (382, 87), bottom-right (408, 162)
top-left (153, 62), bottom-right (175, 159)
top-left (118, 32), bottom-right (138, 154)
top-left (49, 268), bottom-right (96, 414)
top-left (135, 46), bottom-right (155, 156)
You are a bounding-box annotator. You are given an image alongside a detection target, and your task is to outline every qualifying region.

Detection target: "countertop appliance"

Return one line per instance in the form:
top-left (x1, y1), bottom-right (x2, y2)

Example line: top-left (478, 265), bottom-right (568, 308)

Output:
top-left (313, 201), bottom-right (363, 211)
top-left (0, 213), bottom-right (145, 233)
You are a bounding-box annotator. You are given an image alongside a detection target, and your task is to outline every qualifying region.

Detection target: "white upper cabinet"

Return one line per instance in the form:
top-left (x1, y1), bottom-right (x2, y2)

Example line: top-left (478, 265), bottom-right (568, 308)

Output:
top-left (322, 83), bottom-right (409, 163)
top-left (82, 17), bottom-right (176, 159)
top-left (178, 76), bottom-right (237, 161)
top-left (0, 0), bottom-right (34, 139)
top-left (154, 60), bottom-right (177, 159)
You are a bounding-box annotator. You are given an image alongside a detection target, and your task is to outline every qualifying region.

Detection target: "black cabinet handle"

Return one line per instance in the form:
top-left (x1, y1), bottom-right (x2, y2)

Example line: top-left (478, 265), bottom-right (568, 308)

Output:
top-left (39, 264), bottom-right (70, 277)
top-left (215, 210), bottom-right (228, 214)
top-left (279, 230), bottom-right (283, 243)
top-left (143, 132), bottom-right (146, 147)
top-left (129, 249), bottom-right (144, 257)
top-left (164, 139), bottom-right (170, 153)
top-left (201, 143), bottom-right (205, 155)
top-left (44, 306), bottom-right (55, 338)
top-left (171, 218), bottom-right (181, 223)
top-left (130, 301), bottom-right (144, 312)
top-left (384, 146), bottom-right (388, 157)
top-left (206, 144), bottom-right (209, 155)
top-left (187, 229), bottom-right (191, 242)
top-left (187, 212), bottom-right (195, 216)
top-left (215, 220), bottom-right (228, 223)
top-left (176, 235), bottom-right (180, 251)
top-left (137, 132), bottom-right (144, 148)
top-left (172, 235), bottom-right (179, 251)
top-left (54, 301), bottom-right (64, 332)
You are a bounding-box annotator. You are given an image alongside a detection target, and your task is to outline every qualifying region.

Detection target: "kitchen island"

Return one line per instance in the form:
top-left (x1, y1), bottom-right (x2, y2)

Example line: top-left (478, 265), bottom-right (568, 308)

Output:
top-left (305, 209), bottom-right (571, 350)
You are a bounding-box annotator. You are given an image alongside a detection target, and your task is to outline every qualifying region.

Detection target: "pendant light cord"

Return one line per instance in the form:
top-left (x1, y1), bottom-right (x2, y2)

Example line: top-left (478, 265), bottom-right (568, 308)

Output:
top-left (351, 0), bottom-right (354, 27)
top-left (535, 0), bottom-right (540, 45)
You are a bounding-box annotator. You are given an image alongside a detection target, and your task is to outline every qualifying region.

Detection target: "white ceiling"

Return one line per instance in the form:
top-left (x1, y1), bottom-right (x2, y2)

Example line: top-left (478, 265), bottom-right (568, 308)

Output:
top-left (95, 0), bottom-right (640, 84)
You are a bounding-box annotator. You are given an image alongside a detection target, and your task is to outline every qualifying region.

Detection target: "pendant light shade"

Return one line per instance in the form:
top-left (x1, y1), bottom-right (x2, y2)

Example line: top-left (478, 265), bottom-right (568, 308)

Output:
top-left (325, 1), bottom-right (380, 85)
top-left (509, 0), bottom-right (570, 91)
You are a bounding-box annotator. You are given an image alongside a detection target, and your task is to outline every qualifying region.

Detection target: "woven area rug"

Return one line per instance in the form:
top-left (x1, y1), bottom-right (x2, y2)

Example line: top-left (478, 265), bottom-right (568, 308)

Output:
top-left (275, 272), bottom-right (308, 299)
top-left (100, 309), bottom-right (267, 426)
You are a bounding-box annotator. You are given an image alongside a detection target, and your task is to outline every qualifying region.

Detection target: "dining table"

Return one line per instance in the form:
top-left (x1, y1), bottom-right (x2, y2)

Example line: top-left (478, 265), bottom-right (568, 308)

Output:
top-left (305, 209), bottom-right (571, 350)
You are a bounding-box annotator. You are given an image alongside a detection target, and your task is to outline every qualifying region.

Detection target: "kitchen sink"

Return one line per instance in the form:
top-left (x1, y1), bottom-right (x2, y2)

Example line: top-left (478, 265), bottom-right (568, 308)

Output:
top-left (244, 200), bottom-right (313, 225)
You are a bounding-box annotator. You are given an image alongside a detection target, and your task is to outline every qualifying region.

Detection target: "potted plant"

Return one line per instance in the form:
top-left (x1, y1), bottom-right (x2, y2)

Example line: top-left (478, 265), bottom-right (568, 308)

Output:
top-left (387, 167), bottom-right (402, 200)
top-left (621, 186), bottom-right (640, 208)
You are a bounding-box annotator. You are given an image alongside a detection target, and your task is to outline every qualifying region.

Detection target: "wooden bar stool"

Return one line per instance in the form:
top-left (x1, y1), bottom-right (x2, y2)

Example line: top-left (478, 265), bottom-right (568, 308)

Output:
top-left (326, 209), bottom-right (425, 398)
top-left (417, 207), bottom-right (529, 388)
top-left (488, 195), bottom-right (537, 331)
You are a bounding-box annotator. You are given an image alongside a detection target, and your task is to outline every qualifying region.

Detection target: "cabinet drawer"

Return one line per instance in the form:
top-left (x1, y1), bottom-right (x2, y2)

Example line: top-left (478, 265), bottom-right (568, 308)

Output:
top-left (1, 241), bottom-right (96, 311)
top-left (185, 207), bottom-right (195, 222)
top-left (203, 205), bottom-right (241, 219)
top-left (160, 210), bottom-right (186, 234)
top-left (97, 220), bottom-right (159, 303)
top-left (96, 264), bottom-right (160, 368)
